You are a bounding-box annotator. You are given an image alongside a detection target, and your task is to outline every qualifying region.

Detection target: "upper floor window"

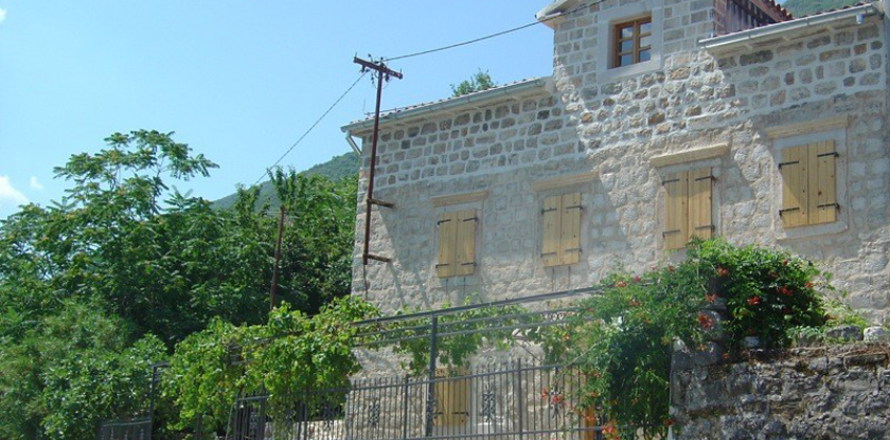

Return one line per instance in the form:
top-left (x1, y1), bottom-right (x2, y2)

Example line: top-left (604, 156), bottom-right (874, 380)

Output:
top-left (613, 17), bottom-right (652, 68)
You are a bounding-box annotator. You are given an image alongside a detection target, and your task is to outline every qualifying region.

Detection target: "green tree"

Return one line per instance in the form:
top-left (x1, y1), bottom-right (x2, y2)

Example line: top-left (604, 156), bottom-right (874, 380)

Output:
top-left (450, 69), bottom-right (496, 97)
top-left (0, 130), bottom-right (360, 440)
top-left (0, 300), bottom-right (164, 440)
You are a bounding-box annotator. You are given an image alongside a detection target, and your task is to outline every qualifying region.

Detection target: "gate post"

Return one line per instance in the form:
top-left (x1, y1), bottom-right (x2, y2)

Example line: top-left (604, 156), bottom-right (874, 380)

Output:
top-left (516, 358), bottom-right (524, 440)
top-left (424, 316), bottom-right (438, 437)
top-left (402, 375), bottom-right (410, 440)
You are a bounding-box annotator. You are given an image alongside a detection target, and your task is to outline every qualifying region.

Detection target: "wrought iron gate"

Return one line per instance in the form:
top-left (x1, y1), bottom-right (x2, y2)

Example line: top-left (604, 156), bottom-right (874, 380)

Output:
top-left (232, 360), bottom-right (626, 440)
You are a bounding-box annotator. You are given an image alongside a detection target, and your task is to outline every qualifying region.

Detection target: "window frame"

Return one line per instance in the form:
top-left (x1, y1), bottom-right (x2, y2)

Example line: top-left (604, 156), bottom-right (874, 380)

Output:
top-left (594, 0), bottom-right (664, 82)
top-left (612, 17), bottom-right (652, 69)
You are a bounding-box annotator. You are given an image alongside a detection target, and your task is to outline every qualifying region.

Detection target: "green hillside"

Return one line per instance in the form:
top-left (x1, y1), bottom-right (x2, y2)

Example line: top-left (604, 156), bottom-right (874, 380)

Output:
top-left (782, 0), bottom-right (862, 17)
top-left (214, 152), bottom-right (359, 210)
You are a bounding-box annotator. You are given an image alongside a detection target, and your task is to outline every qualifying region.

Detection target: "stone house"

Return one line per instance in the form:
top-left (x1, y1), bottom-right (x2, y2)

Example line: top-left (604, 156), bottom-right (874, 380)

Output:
top-left (341, 0), bottom-right (890, 325)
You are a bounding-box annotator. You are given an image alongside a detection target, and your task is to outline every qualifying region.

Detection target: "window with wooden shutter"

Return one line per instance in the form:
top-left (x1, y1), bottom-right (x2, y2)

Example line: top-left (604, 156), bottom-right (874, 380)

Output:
top-left (779, 141), bottom-right (837, 228)
top-left (689, 168), bottom-right (714, 240)
top-left (809, 141), bottom-right (838, 225)
top-left (432, 368), bottom-right (469, 427)
top-left (436, 209), bottom-right (477, 278)
top-left (542, 193), bottom-right (582, 267)
top-left (662, 167), bottom-right (713, 250)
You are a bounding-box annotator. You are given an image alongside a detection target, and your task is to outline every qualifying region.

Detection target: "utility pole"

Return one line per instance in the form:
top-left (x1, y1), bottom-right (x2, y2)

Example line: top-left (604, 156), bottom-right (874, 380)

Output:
top-left (354, 56), bottom-right (402, 266)
top-left (270, 205), bottom-right (285, 311)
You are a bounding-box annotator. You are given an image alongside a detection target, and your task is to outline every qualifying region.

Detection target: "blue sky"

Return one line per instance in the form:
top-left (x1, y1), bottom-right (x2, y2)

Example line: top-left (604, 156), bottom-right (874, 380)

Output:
top-left (0, 1), bottom-right (554, 218)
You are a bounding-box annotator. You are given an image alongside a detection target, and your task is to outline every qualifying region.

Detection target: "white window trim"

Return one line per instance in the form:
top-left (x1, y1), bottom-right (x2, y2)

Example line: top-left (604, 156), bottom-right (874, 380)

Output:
top-left (772, 128), bottom-right (848, 241)
top-left (596, 0), bottom-right (664, 82)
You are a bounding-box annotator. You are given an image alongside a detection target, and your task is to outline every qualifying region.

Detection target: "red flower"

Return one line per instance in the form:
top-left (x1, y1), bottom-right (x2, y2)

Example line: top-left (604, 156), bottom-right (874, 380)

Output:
top-left (715, 266), bottom-right (729, 277)
top-left (705, 293), bottom-right (717, 304)
top-left (777, 286), bottom-right (792, 296)
top-left (632, 275), bottom-right (641, 283)
top-left (746, 296), bottom-right (760, 306)
top-left (697, 312), bottom-right (713, 330)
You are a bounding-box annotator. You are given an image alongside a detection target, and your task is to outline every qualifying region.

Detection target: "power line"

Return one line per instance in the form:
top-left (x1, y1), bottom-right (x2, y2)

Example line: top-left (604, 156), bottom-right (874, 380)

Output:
top-left (252, 0), bottom-right (605, 186)
top-left (382, 0), bottom-right (606, 62)
top-left (252, 71), bottom-right (368, 186)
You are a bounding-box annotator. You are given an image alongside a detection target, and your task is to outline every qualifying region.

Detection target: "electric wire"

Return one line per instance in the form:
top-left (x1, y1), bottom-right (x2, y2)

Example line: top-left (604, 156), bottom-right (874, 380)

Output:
top-left (382, 0), bottom-right (607, 62)
top-left (251, 71), bottom-right (368, 186)
top-left (252, 0), bottom-right (607, 186)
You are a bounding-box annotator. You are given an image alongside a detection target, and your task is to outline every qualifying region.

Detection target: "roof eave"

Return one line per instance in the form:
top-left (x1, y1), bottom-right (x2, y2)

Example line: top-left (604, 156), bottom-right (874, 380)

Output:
top-left (341, 77), bottom-right (551, 135)
top-left (535, 0), bottom-right (579, 29)
top-left (700, 3), bottom-right (882, 52)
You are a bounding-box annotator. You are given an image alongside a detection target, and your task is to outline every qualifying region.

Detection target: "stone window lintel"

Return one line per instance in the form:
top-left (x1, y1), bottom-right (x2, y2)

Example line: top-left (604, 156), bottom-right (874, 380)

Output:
top-left (430, 190), bottom-right (488, 207)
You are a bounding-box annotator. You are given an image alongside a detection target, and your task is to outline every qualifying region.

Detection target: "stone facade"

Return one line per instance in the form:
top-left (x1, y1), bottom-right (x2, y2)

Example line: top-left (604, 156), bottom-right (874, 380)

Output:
top-left (344, 0), bottom-right (890, 325)
top-left (670, 343), bottom-right (890, 439)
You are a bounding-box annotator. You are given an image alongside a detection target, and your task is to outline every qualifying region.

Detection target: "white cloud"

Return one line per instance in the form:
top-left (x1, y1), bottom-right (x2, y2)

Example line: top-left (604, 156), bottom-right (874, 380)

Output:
top-left (29, 176), bottom-right (44, 191)
top-left (0, 176), bottom-right (29, 207)
top-left (0, 7), bottom-right (6, 24)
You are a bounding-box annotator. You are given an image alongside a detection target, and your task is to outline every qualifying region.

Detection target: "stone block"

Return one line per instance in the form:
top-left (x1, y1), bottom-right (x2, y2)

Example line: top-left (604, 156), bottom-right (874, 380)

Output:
top-left (826, 325), bottom-right (863, 341)
top-left (864, 327), bottom-right (890, 342)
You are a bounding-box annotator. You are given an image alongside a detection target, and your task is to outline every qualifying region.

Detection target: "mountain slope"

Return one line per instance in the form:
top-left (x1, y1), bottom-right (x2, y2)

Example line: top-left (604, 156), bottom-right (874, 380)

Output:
top-left (782, 0), bottom-right (862, 17)
top-left (213, 152), bottom-right (359, 210)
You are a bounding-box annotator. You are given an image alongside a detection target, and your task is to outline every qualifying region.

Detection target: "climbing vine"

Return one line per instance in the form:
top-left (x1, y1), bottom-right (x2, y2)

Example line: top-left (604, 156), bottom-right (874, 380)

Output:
top-left (162, 296), bottom-right (379, 432)
top-left (387, 298), bottom-right (535, 375)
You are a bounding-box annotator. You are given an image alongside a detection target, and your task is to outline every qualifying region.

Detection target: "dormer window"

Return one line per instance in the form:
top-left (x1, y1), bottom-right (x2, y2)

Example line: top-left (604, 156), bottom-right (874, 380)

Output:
top-left (613, 17), bottom-right (652, 68)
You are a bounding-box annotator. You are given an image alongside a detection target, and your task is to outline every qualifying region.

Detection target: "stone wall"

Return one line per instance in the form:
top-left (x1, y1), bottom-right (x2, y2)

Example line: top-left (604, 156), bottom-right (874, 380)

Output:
top-left (670, 343), bottom-right (890, 439)
top-left (348, 0), bottom-right (890, 329)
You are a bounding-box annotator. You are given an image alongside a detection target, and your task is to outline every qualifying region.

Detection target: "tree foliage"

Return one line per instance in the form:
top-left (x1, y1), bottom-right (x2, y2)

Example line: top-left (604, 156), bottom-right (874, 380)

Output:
top-left (163, 296), bottom-right (378, 433)
top-left (450, 70), bottom-right (496, 97)
top-left (0, 130), bottom-right (359, 440)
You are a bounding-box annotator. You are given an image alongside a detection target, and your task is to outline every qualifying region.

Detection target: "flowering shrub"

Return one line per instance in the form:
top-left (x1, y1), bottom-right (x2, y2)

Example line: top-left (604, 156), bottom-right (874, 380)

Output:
top-left (691, 239), bottom-right (829, 348)
top-left (541, 238), bottom-right (832, 440)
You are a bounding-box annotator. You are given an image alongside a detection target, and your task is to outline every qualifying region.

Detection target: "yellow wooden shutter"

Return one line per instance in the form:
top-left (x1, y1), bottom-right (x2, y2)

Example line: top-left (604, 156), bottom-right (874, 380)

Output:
top-left (779, 145), bottom-right (809, 228)
top-left (688, 168), bottom-right (713, 240)
top-left (809, 140), bottom-right (837, 225)
top-left (433, 368), bottom-right (469, 426)
top-left (542, 195), bottom-right (561, 267)
top-left (560, 193), bottom-right (582, 265)
top-left (454, 209), bottom-right (477, 276)
top-left (433, 369), bottom-right (449, 426)
top-left (436, 212), bottom-right (457, 278)
top-left (663, 172), bottom-right (688, 250)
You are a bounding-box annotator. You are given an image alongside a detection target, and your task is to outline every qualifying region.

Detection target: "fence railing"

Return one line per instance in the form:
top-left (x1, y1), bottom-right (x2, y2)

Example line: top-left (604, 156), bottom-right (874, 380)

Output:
top-left (231, 360), bottom-right (643, 440)
top-left (97, 417), bottom-right (152, 440)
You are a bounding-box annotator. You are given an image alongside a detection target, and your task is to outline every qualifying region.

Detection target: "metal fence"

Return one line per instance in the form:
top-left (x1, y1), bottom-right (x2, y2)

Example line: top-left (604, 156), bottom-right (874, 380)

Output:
top-left (230, 360), bottom-right (638, 440)
top-left (95, 362), bottom-right (168, 440)
top-left (97, 417), bottom-right (152, 440)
